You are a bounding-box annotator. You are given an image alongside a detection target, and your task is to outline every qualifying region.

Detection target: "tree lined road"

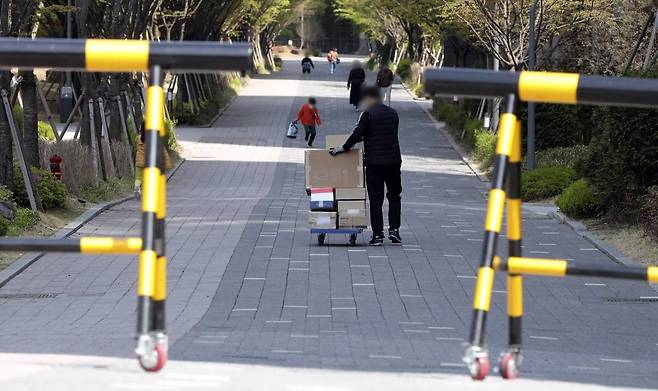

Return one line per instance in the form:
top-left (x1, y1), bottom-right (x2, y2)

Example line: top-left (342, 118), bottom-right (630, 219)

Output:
top-left (0, 59), bottom-right (657, 390)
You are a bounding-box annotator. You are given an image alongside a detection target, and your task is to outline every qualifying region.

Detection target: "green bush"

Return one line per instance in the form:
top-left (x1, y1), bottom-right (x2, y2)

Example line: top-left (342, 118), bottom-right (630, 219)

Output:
top-left (273, 56), bottom-right (283, 69)
top-left (435, 103), bottom-right (467, 131)
top-left (519, 104), bottom-right (595, 150)
top-left (521, 166), bottom-right (577, 201)
top-left (164, 118), bottom-right (178, 152)
top-left (80, 176), bottom-right (133, 203)
top-left (13, 166), bottom-right (68, 210)
top-left (473, 129), bottom-right (497, 169)
top-left (556, 178), bottom-right (601, 218)
top-left (639, 186), bottom-right (658, 241)
top-left (9, 208), bottom-right (39, 232)
top-left (396, 58), bottom-right (411, 80)
top-left (578, 104), bottom-right (658, 215)
top-left (0, 184), bottom-right (13, 203)
top-left (310, 48), bottom-right (320, 57)
top-left (534, 145), bottom-right (588, 169)
top-left (0, 217), bottom-right (8, 236)
top-left (37, 121), bottom-right (56, 140)
top-left (12, 105), bottom-right (23, 131)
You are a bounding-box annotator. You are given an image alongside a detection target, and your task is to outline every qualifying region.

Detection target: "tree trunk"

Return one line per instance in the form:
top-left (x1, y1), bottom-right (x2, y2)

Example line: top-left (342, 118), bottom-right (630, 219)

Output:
top-left (0, 71), bottom-right (12, 187)
top-left (107, 74), bottom-right (123, 142)
top-left (19, 69), bottom-right (40, 169)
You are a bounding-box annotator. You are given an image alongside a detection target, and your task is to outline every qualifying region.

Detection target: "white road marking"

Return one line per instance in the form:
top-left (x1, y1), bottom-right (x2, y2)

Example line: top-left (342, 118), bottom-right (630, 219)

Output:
top-left (369, 354), bottom-right (402, 359)
top-left (600, 358), bottom-right (632, 363)
top-left (272, 349), bottom-right (303, 354)
top-left (347, 249), bottom-right (366, 252)
top-left (291, 334), bottom-right (319, 338)
top-left (352, 283), bottom-right (374, 286)
top-left (404, 329), bottom-right (431, 333)
top-left (428, 326), bottom-right (455, 330)
top-left (368, 255), bottom-right (388, 258)
top-left (457, 275), bottom-right (476, 279)
top-left (436, 337), bottom-right (464, 341)
top-left (530, 335), bottom-right (558, 341)
top-left (440, 362), bottom-right (466, 367)
top-left (266, 320), bottom-right (292, 323)
top-left (284, 305), bottom-right (307, 308)
top-left (542, 232), bottom-right (560, 235)
top-left (244, 277), bottom-right (265, 280)
top-left (332, 307), bottom-right (356, 310)
top-left (568, 366), bottom-right (600, 371)
top-left (289, 268), bottom-right (310, 271)
top-left (400, 294), bottom-right (423, 298)
top-left (310, 253), bottom-right (329, 256)
top-left (232, 308), bottom-right (257, 311)
top-left (584, 283), bottom-right (606, 287)
top-left (307, 314), bottom-right (331, 318)
top-left (580, 248), bottom-right (599, 251)
top-left (444, 254), bottom-right (463, 258)
top-left (530, 250), bottom-right (550, 254)
top-left (350, 265), bottom-right (370, 268)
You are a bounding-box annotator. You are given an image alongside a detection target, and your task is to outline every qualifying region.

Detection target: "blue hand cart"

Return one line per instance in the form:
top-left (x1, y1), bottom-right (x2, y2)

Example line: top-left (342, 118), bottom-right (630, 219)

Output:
top-left (311, 228), bottom-right (363, 246)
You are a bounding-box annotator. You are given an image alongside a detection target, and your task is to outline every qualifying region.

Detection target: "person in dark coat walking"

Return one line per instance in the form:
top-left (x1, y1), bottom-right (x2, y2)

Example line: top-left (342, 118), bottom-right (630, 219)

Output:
top-left (347, 61), bottom-right (366, 111)
top-left (330, 86), bottom-right (402, 246)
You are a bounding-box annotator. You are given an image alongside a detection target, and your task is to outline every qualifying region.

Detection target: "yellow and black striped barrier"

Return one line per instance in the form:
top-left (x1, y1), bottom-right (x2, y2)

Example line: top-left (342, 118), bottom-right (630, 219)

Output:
top-left (424, 68), bottom-right (658, 108)
top-left (0, 237), bottom-right (141, 254)
top-left (494, 257), bottom-right (658, 282)
top-left (0, 38), bottom-right (251, 373)
top-left (0, 38), bottom-right (251, 73)
top-left (422, 68), bottom-right (658, 381)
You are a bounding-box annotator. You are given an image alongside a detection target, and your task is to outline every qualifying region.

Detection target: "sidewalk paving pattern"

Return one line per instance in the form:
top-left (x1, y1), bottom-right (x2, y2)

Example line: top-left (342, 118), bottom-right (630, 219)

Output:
top-left (0, 59), bottom-right (657, 389)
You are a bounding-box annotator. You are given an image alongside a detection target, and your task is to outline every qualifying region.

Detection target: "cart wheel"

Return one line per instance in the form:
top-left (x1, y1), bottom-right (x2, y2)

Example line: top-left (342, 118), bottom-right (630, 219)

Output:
top-left (469, 356), bottom-right (489, 381)
top-left (499, 350), bottom-right (521, 380)
top-left (138, 339), bottom-right (167, 372)
top-left (349, 234), bottom-right (357, 246)
top-left (317, 233), bottom-right (326, 246)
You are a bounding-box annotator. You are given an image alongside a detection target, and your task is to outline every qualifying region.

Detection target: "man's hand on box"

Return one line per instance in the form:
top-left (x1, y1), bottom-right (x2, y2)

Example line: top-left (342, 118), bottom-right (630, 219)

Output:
top-left (329, 147), bottom-right (344, 156)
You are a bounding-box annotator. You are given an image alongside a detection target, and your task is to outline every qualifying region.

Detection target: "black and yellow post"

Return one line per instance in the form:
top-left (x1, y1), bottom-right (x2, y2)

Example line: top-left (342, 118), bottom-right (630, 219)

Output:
top-left (497, 118), bottom-right (524, 379)
top-left (135, 65), bottom-right (168, 372)
top-left (464, 94), bottom-right (518, 381)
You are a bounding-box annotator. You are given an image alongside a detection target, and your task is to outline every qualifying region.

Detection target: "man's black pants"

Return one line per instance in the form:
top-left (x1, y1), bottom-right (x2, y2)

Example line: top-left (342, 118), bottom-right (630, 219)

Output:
top-left (366, 164), bottom-right (402, 236)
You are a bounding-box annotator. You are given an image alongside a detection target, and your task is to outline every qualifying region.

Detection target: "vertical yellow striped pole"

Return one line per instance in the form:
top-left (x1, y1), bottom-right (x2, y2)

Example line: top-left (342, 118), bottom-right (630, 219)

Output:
top-left (503, 118), bottom-right (523, 369)
top-left (467, 94), bottom-right (518, 356)
top-left (137, 65), bottom-right (165, 338)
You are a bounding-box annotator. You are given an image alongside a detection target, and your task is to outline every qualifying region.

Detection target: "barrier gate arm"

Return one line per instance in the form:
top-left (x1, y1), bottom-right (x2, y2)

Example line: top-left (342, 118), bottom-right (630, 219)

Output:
top-left (423, 67), bottom-right (658, 381)
top-left (424, 67), bottom-right (658, 108)
top-left (0, 37), bottom-right (251, 373)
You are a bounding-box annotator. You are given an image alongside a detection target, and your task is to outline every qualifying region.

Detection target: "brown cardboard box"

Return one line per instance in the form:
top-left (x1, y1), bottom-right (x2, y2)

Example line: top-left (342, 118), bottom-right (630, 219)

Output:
top-left (309, 211), bottom-right (337, 229)
top-left (325, 134), bottom-right (354, 150)
top-left (305, 149), bottom-right (364, 189)
top-left (338, 200), bottom-right (368, 228)
top-left (335, 187), bottom-right (366, 200)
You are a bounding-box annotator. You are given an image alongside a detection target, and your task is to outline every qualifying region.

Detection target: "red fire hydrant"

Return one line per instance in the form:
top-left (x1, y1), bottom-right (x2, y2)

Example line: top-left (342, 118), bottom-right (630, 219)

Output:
top-left (49, 154), bottom-right (63, 180)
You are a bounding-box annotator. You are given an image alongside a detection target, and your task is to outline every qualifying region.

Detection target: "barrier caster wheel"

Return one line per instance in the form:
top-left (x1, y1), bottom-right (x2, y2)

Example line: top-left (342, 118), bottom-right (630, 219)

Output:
top-left (317, 234), bottom-right (326, 246)
top-left (349, 234), bottom-right (357, 246)
top-left (469, 356), bottom-right (489, 381)
top-left (138, 340), bottom-right (167, 372)
top-left (499, 353), bottom-right (519, 379)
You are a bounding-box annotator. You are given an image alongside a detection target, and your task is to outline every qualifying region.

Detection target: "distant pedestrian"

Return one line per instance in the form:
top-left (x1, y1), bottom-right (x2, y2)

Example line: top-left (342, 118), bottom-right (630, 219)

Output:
top-left (301, 54), bottom-right (314, 74)
top-left (327, 48), bottom-right (338, 74)
top-left (376, 64), bottom-right (394, 106)
top-left (330, 87), bottom-right (402, 246)
top-left (347, 61), bottom-right (366, 111)
top-left (296, 97), bottom-right (322, 147)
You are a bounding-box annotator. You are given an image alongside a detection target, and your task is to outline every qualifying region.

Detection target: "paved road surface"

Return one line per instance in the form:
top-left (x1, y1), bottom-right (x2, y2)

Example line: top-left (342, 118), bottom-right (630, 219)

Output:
top-left (0, 58), bottom-right (657, 390)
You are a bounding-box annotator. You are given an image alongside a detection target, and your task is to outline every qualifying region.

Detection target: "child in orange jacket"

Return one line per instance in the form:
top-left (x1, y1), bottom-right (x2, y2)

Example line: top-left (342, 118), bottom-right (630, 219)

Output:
top-left (296, 97), bottom-right (322, 147)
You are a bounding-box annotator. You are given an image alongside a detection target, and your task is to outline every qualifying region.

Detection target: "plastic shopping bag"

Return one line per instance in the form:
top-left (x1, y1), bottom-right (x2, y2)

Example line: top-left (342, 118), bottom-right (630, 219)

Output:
top-left (286, 122), bottom-right (298, 138)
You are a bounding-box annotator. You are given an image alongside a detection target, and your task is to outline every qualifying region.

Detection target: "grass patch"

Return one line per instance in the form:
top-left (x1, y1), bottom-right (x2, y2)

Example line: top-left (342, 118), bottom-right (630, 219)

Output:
top-left (80, 176), bottom-right (133, 204)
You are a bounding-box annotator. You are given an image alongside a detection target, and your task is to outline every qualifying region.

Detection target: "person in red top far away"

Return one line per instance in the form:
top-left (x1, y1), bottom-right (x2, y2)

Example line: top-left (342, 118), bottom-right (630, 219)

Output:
top-left (295, 97), bottom-right (322, 147)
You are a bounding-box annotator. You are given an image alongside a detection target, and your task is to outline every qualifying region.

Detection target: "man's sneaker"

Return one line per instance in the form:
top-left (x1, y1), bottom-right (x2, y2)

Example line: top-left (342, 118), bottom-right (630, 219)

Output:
top-left (369, 234), bottom-right (384, 246)
top-left (388, 229), bottom-right (402, 244)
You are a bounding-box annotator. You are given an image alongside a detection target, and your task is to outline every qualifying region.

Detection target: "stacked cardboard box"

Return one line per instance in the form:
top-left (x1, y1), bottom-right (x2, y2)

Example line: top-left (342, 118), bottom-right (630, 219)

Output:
top-left (305, 135), bottom-right (368, 229)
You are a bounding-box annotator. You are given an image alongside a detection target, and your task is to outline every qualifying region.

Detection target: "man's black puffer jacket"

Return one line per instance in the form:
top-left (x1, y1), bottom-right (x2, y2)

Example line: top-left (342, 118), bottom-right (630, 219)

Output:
top-left (343, 103), bottom-right (401, 166)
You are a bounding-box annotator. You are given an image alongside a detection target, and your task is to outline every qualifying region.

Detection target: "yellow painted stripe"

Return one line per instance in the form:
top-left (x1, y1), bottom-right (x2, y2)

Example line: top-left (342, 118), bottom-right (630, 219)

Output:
top-left (518, 71), bottom-right (580, 104)
top-left (141, 167), bottom-right (161, 213)
top-left (508, 257), bottom-right (567, 277)
top-left (85, 39), bottom-right (149, 72)
top-left (507, 275), bottom-right (523, 317)
top-left (138, 250), bottom-right (157, 296)
top-left (473, 267), bottom-right (495, 311)
top-left (484, 189), bottom-right (506, 233)
top-left (145, 86), bottom-right (165, 137)
top-left (153, 256), bottom-right (167, 300)
top-left (510, 120), bottom-right (522, 163)
top-left (492, 256), bottom-right (502, 270)
top-left (507, 199), bottom-right (522, 240)
top-left (495, 113), bottom-right (517, 156)
top-left (80, 237), bottom-right (142, 254)
top-left (156, 174), bottom-right (167, 219)
top-left (648, 267), bottom-right (658, 283)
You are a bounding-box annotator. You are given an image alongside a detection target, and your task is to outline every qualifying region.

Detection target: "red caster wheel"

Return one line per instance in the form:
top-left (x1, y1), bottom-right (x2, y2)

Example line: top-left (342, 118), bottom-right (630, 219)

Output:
top-left (138, 341), bottom-right (167, 372)
top-left (469, 356), bottom-right (489, 381)
top-left (499, 353), bottom-right (519, 379)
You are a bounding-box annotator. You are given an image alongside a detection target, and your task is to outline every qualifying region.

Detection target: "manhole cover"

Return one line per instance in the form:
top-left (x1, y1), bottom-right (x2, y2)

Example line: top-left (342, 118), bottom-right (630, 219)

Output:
top-left (604, 297), bottom-right (658, 303)
top-left (0, 293), bottom-right (59, 299)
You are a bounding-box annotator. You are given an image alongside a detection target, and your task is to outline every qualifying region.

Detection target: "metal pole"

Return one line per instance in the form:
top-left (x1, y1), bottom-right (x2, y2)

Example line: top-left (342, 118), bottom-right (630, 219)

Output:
top-left (65, 0), bottom-right (72, 86)
top-left (526, 0), bottom-right (539, 170)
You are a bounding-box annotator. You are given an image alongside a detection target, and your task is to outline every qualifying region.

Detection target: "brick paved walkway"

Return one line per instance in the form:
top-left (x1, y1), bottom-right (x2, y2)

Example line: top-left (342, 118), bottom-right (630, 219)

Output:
top-left (0, 58), bottom-right (657, 390)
